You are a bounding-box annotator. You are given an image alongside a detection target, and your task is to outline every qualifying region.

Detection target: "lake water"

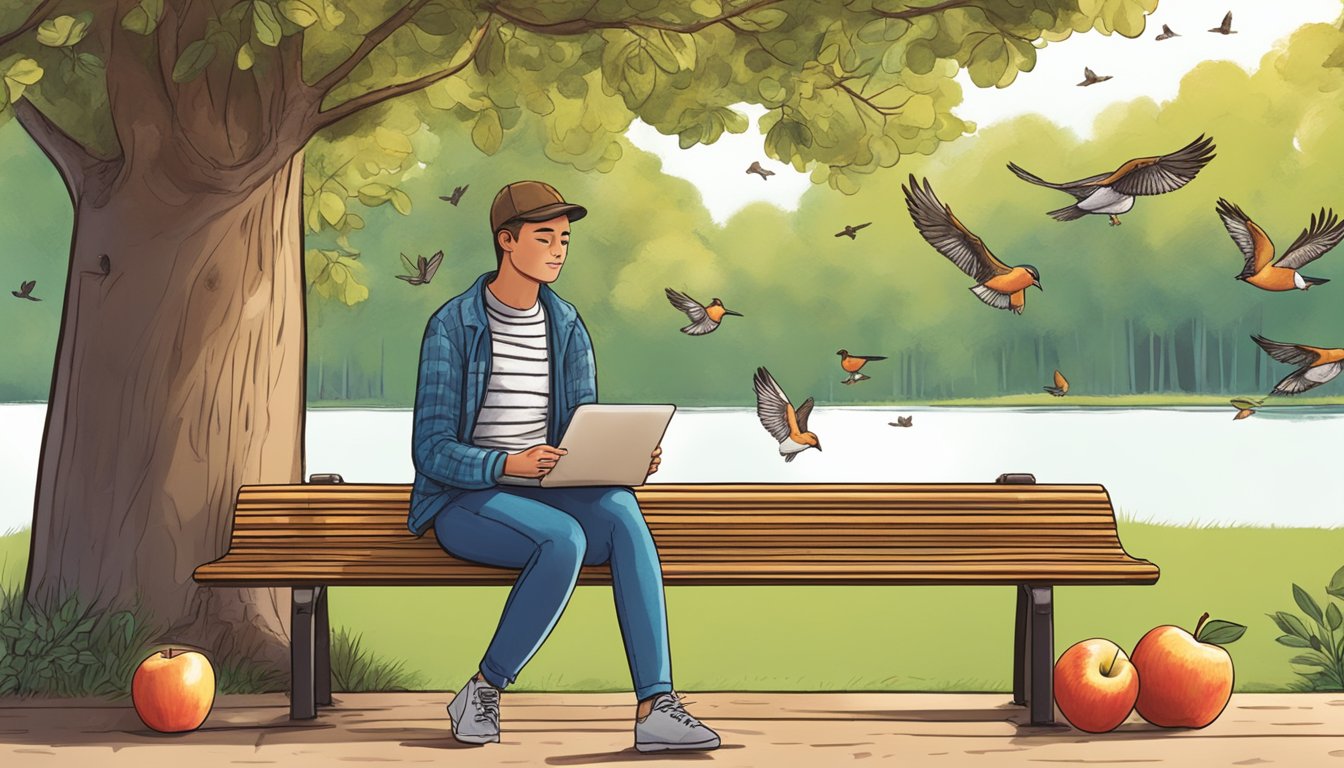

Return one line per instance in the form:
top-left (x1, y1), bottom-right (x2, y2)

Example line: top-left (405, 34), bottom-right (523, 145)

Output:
top-left (2, 403), bottom-right (1341, 533)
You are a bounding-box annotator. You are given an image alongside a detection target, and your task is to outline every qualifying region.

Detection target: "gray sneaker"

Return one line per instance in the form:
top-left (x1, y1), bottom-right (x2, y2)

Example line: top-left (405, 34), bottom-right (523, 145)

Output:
top-left (635, 692), bottom-right (721, 752)
top-left (447, 677), bottom-right (501, 744)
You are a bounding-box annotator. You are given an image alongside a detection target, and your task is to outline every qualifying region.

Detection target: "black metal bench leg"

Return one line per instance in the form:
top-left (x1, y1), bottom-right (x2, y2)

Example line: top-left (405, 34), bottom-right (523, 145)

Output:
top-left (291, 587), bottom-right (322, 720)
top-left (1013, 584), bottom-right (1028, 705)
top-left (1027, 585), bottom-right (1055, 725)
top-left (316, 586), bottom-right (332, 707)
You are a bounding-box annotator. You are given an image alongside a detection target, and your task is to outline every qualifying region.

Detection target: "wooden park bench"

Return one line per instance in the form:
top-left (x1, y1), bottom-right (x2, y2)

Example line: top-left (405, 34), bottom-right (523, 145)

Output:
top-left (193, 473), bottom-right (1159, 726)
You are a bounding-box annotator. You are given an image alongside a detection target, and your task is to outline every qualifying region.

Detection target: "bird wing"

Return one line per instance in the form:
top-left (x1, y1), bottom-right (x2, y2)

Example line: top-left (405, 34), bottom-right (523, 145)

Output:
top-left (21, 280), bottom-right (34, 292)
top-left (753, 367), bottom-right (794, 443)
top-left (1006, 163), bottom-right (1109, 200)
top-left (1215, 199), bottom-right (1275, 276)
top-left (1054, 369), bottom-right (1068, 389)
top-left (1251, 334), bottom-right (1322, 367)
top-left (1276, 208), bottom-right (1344, 270)
top-left (794, 397), bottom-right (814, 434)
top-left (665, 288), bottom-right (708, 322)
top-left (399, 253), bottom-right (417, 275)
top-left (903, 176), bottom-right (1011, 283)
top-left (1083, 67), bottom-right (1096, 80)
top-left (853, 222), bottom-right (872, 231)
top-left (1162, 24), bottom-right (1174, 34)
top-left (834, 230), bottom-right (848, 238)
top-left (1221, 11), bottom-right (1232, 29)
top-left (423, 250), bottom-right (445, 282)
top-left (856, 355), bottom-right (887, 361)
top-left (1092, 135), bottom-right (1217, 196)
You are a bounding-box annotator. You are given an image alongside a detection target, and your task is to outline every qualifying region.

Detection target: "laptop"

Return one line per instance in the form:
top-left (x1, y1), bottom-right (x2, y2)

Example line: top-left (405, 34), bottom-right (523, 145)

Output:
top-left (497, 404), bottom-right (676, 488)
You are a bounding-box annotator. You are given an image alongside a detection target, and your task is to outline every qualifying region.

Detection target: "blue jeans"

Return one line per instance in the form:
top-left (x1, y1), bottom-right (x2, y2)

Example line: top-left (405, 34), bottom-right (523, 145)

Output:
top-left (431, 485), bottom-right (673, 701)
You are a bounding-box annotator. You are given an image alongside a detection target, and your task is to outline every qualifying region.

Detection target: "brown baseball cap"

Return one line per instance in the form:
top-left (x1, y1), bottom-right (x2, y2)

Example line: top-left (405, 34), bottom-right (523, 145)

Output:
top-left (490, 180), bottom-right (587, 232)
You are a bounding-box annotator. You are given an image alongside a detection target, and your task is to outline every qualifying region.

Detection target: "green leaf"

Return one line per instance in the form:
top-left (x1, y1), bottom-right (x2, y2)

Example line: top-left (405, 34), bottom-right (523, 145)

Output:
top-left (1327, 565), bottom-right (1344, 600)
top-left (966, 34), bottom-right (1009, 88)
top-left (36, 15), bottom-right (90, 47)
top-left (253, 1), bottom-right (283, 47)
top-left (374, 126), bottom-right (413, 156)
top-left (172, 40), bottom-right (217, 82)
top-left (735, 7), bottom-right (787, 32)
top-left (471, 108), bottom-right (503, 155)
top-left (318, 0), bottom-right (345, 29)
top-left (1293, 585), bottom-right (1325, 625)
top-left (523, 89), bottom-right (554, 116)
top-left (318, 191), bottom-right (345, 225)
top-left (1289, 654), bottom-right (1332, 668)
top-left (1197, 619), bottom-right (1246, 645)
top-left (905, 41), bottom-right (936, 75)
top-left (278, 0), bottom-right (319, 28)
top-left (75, 52), bottom-right (104, 75)
top-left (121, 0), bottom-right (164, 35)
top-left (1326, 41), bottom-right (1344, 69)
top-left (388, 188), bottom-right (412, 216)
top-left (1326, 603), bottom-right (1342, 631)
top-left (356, 183), bottom-right (392, 207)
top-left (4, 58), bottom-right (43, 102)
top-left (236, 42), bottom-right (255, 71)
top-left (1271, 611), bottom-right (1312, 640)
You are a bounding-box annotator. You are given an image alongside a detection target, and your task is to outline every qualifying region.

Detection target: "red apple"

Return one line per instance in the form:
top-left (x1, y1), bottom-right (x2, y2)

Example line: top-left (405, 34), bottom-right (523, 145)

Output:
top-left (1131, 612), bottom-right (1243, 728)
top-left (1053, 638), bottom-right (1140, 733)
top-left (132, 648), bottom-right (216, 733)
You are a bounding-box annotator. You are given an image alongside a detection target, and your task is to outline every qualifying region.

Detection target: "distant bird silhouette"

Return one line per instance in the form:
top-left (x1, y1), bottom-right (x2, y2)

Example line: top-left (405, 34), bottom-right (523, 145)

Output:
top-left (1007, 134), bottom-right (1216, 226)
top-left (837, 349), bottom-right (886, 385)
top-left (1251, 335), bottom-right (1344, 395)
top-left (753, 366), bottom-right (821, 462)
top-left (746, 161), bottom-right (774, 180)
top-left (397, 251), bottom-right (444, 285)
top-left (81, 254), bottom-right (111, 280)
top-left (1216, 199), bottom-right (1340, 291)
top-left (1209, 11), bottom-right (1236, 35)
top-left (1229, 396), bottom-right (1265, 420)
top-left (1156, 24), bottom-right (1180, 40)
top-left (1044, 369), bottom-right (1070, 396)
top-left (439, 185), bottom-right (469, 206)
top-left (903, 175), bottom-right (1042, 315)
top-left (11, 280), bottom-right (39, 301)
top-left (889, 416), bottom-right (914, 427)
top-left (664, 289), bottom-right (742, 335)
top-left (1077, 67), bottom-right (1112, 87)
top-left (835, 223), bottom-right (872, 240)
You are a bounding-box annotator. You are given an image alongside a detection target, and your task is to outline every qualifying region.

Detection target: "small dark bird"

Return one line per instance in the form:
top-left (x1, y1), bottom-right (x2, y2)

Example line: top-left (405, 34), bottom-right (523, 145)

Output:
top-left (1251, 335), bottom-right (1344, 395)
top-left (747, 161), bottom-right (775, 180)
top-left (82, 254), bottom-right (111, 280)
top-left (889, 416), bottom-right (914, 427)
top-left (1044, 369), bottom-right (1069, 396)
top-left (1077, 67), bottom-right (1112, 87)
top-left (837, 349), bottom-right (887, 384)
top-left (1209, 11), bottom-right (1236, 35)
top-left (835, 223), bottom-right (872, 240)
top-left (664, 288), bottom-right (742, 335)
top-left (397, 250), bottom-right (444, 285)
top-left (439, 185), bottom-right (468, 206)
top-left (11, 280), bottom-right (39, 301)
top-left (1156, 24), bottom-right (1179, 40)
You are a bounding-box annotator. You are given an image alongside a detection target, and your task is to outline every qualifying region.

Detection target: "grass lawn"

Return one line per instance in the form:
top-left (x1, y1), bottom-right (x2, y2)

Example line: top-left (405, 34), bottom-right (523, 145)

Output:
top-left (2, 524), bottom-right (1340, 693)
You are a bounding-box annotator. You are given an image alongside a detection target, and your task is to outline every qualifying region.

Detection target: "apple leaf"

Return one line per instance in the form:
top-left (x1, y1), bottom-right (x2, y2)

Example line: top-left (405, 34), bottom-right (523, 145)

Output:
top-left (1326, 603), bottom-right (1342, 631)
top-left (1269, 610), bottom-right (1312, 640)
top-left (1275, 633), bottom-right (1312, 648)
top-left (1196, 619), bottom-right (1246, 645)
top-left (1326, 565), bottom-right (1344, 600)
top-left (1293, 585), bottom-right (1325, 625)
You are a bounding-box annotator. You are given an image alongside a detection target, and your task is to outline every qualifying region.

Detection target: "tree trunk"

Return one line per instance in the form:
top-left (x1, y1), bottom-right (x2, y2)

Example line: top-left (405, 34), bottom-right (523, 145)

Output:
top-left (23, 152), bottom-right (308, 674)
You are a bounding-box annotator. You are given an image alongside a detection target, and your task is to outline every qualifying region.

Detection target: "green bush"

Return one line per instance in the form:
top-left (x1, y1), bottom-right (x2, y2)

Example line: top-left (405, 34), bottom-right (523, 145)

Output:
top-left (331, 625), bottom-right (425, 692)
top-left (1268, 565), bottom-right (1344, 691)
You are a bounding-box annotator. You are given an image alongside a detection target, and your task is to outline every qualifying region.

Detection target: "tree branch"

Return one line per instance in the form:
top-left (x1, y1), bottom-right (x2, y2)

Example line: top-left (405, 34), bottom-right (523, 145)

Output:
top-left (309, 22), bottom-right (491, 134)
top-left (0, 0), bottom-right (60, 49)
top-left (874, 1), bottom-right (980, 20)
top-left (12, 99), bottom-right (111, 193)
top-left (310, 0), bottom-right (434, 96)
top-left (486, 0), bottom-right (786, 35)
top-left (833, 81), bottom-right (911, 117)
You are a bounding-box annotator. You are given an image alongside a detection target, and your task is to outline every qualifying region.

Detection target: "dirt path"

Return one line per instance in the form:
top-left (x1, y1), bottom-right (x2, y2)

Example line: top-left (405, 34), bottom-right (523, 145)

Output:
top-left (2, 692), bottom-right (1342, 766)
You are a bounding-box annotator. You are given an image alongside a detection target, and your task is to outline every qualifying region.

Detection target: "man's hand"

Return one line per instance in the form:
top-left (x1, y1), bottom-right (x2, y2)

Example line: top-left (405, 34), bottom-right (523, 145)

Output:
top-left (504, 445), bottom-right (568, 478)
top-left (648, 445), bottom-right (662, 476)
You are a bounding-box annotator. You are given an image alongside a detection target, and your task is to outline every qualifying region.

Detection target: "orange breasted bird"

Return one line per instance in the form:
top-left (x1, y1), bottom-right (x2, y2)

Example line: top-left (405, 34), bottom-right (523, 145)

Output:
top-left (1251, 335), bottom-right (1344, 395)
top-left (753, 367), bottom-right (820, 462)
top-left (1044, 369), bottom-right (1069, 396)
top-left (903, 175), bottom-right (1042, 315)
top-left (837, 349), bottom-right (887, 385)
top-left (1007, 134), bottom-right (1216, 226)
top-left (1216, 199), bottom-right (1340, 291)
top-left (665, 288), bottom-right (743, 335)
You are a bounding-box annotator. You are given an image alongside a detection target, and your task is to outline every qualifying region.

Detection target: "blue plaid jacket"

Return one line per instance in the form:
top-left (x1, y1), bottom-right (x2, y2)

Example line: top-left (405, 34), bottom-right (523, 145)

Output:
top-left (408, 271), bottom-right (598, 536)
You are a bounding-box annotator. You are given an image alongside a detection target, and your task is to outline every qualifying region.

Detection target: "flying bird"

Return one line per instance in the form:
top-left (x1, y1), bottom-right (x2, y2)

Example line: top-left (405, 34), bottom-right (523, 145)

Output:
top-left (903, 175), bottom-right (1042, 315)
top-left (1077, 67), bottom-right (1112, 87)
top-left (1209, 11), bottom-right (1236, 35)
top-left (81, 254), bottom-right (111, 280)
top-left (835, 222), bottom-right (872, 240)
top-left (1007, 134), bottom-right (1217, 226)
top-left (439, 185), bottom-right (469, 206)
top-left (837, 349), bottom-right (887, 385)
top-left (746, 161), bottom-right (775, 180)
top-left (397, 250), bottom-right (444, 285)
top-left (889, 416), bottom-right (914, 427)
top-left (1044, 369), bottom-right (1069, 397)
top-left (753, 366), bottom-right (821, 462)
top-left (1229, 396), bottom-right (1265, 420)
top-left (11, 280), bottom-right (39, 301)
top-left (1156, 24), bottom-right (1180, 40)
top-left (664, 288), bottom-right (742, 336)
top-left (1251, 335), bottom-right (1344, 395)
top-left (1216, 199), bottom-right (1340, 291)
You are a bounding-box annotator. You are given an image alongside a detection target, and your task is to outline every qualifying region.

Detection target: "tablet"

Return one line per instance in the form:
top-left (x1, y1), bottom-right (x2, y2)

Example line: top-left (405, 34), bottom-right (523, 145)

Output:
top-left (536, 404), bottom-right (675, 487)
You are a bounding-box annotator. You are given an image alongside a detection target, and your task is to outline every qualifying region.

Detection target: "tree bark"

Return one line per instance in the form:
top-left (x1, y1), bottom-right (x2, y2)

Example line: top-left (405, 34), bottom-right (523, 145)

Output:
top-left (22, 151), bottom-right (308, 674)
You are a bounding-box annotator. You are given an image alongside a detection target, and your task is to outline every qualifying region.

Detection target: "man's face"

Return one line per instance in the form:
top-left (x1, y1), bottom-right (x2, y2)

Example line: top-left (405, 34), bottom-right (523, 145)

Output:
top-left (499, 215), bottom-right (570, 283)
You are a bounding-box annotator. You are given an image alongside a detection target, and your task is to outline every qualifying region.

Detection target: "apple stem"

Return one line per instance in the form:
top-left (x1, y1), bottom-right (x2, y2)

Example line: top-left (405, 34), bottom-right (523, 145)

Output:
top-left (1194, 612), bottom-right (1210, 638)
top-left (1106, 646), bottom-right (1120, 676)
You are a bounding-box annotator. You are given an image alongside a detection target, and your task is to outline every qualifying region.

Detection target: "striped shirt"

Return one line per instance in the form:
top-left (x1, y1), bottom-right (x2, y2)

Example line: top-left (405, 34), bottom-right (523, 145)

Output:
top-left (472, 288), bottom-right (550, 451)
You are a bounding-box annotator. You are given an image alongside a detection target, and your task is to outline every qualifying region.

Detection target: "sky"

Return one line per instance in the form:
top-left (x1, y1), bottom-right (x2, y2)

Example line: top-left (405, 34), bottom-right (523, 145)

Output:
top-left (625, 1), bottom-right (1342, 225)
